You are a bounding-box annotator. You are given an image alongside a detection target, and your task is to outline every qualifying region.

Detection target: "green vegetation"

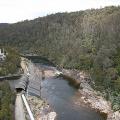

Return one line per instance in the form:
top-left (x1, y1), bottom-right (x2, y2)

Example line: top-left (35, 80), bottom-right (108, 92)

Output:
top-left (0, 81), bottom-right (15, 120)
top-left (0, 6), bottom-right (120, 110)
top-left (0, 47), bottom-right (20, 76)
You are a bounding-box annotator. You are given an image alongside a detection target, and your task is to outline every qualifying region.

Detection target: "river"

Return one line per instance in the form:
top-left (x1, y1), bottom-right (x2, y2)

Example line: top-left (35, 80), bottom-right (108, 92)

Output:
top-left (41, 77), bottom-right (105, 120)
top-left (9, 58), bottom-right (106, 120)
top-left (28, 57), bottom-right (105, 120)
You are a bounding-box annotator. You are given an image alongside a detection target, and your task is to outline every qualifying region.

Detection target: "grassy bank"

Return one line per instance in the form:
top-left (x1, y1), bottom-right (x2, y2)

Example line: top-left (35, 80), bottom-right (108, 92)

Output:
top-left (0, 81), bottom-right (15, 120)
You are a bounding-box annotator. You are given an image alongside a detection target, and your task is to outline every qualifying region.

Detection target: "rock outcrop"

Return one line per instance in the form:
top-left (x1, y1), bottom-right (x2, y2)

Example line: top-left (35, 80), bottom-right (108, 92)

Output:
top-left (62, 69), bottom-right (120, 120)
top-left (26, 95), bottom-right (57, 120)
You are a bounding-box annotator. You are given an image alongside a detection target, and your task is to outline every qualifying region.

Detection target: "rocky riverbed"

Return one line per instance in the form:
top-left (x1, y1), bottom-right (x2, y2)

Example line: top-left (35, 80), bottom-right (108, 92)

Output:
top-left (21, 57), bottom-right (120, 120)
top-left (62, 69), bottom-right (120, 120)
top-left (20, 57), bottom-right (57, 120)
top-left (25, 95), bottom-right (56, 120)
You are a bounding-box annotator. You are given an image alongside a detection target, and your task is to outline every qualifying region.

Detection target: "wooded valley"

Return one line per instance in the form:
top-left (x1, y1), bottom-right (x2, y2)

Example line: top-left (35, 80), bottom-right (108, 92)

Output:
top-left (0, 6), bottom-right (120, 110)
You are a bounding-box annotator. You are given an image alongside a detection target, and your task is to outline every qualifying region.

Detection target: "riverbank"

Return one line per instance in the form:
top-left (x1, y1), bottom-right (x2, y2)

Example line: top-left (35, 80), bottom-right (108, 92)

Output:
top-left (26, 95), bottom-right (56, 120)
top-left (61, 69), bottom-right (120, 120)
top-left (20, 57), bottom-right (111, 119)
top-left (20, 57), bottom-right (57, 120)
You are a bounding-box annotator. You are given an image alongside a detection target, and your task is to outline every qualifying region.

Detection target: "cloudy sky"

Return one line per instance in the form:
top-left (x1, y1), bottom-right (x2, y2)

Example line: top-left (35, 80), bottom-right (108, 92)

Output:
top-left (0, 0), bottom-right (120, 23)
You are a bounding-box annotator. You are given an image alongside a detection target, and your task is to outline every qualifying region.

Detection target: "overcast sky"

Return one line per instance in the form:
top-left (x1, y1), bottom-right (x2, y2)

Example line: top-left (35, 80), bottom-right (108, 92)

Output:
top-left (0, 0), bottom-right (120, 23)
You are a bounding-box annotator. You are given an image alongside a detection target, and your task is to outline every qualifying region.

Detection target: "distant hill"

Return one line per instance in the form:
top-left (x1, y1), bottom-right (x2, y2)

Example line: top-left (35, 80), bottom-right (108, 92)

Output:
top-left (0, 6), bottom-right (120, 68)
top-left (0, 6), bottom-right (120, 110)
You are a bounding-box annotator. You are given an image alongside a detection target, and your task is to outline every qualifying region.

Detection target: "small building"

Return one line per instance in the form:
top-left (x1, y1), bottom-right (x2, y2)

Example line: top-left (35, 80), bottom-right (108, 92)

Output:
top-left (0, 49), bottom-right (6, 61)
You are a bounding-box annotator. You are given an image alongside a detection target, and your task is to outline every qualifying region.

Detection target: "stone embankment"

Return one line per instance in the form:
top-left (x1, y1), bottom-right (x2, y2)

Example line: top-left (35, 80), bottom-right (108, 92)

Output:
top-left (26, 95), bottom-right (56, 120)
top-left (62, 69), bottom-right (120, 120)
top-left (20, 57), bottom-right (57, 120)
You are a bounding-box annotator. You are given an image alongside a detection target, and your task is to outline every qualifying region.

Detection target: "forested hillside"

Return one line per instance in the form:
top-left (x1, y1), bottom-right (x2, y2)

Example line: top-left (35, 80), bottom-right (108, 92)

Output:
top-left (0, 47), bottom-right (20, 76)
top-left (0, 6), bottom-right (120, 110)
top-left (0, 81), bottom-right (15, 120)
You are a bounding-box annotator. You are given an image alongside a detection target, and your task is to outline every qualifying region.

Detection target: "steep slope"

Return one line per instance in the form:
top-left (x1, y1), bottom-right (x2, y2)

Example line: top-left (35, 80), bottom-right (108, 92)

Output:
top-left (0, 6), bottom-right (120, 67)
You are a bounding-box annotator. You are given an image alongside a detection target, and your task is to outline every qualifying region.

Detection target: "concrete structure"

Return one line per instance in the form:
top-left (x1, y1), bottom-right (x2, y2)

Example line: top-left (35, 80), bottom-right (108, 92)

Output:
top-left (0, 49), bottom-right (6, 61)
top-left (15, 75), bottom-right (29, 92)
top-left (15, 93), bottom-right (26, 120)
